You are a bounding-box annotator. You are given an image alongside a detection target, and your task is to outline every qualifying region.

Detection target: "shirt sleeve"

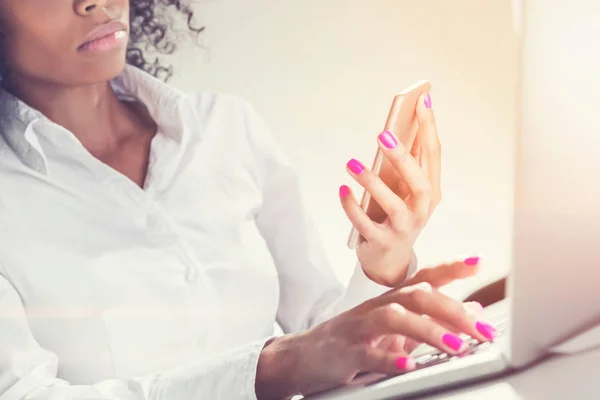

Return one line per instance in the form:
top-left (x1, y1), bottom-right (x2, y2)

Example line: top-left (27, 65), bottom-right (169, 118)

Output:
top-left (0, 273), bottom-right (269, 400)
top-left (243, 101), bottom-right (419, 334)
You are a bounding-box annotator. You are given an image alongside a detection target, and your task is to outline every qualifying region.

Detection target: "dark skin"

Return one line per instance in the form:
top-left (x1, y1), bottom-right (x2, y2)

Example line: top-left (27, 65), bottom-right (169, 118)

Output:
top-left (0, 1), bottom-right (499, 398)
top-left (0, 0), bottom-right (154, 187)
top-left (464, 277), bottom-right (507, 307)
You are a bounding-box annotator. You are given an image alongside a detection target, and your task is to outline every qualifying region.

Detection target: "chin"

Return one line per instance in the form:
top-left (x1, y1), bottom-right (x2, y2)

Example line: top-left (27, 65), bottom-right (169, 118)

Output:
top-left (9, 50), bottom-right (129, 91)
top-left (73, 54), bottom-right (128, 86)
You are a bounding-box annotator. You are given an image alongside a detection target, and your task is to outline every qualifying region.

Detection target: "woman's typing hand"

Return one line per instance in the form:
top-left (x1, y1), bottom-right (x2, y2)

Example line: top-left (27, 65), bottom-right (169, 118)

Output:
top-left (339, 93), bottom-right (442, 287)
top-left (256, 257), bottom-right (497, 399)
top-left (373, 257), bottom-right (487, 354)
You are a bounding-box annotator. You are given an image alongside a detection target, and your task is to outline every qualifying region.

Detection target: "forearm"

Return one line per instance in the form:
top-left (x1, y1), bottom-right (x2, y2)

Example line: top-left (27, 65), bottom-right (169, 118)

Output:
top-left (463, 277), bottom-right (507, 306)
top-left (256, 335), bottom-right (303, 400)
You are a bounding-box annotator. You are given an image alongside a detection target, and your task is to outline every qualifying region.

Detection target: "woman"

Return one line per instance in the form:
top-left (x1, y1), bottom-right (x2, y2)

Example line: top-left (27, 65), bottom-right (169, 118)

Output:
top-left (0, 1), bottom-right (496, 399)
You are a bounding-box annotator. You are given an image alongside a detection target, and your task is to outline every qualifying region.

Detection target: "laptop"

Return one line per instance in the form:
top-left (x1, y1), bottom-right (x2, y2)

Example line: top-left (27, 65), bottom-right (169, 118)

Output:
top-left (306, 0), bottom-right (600, 398)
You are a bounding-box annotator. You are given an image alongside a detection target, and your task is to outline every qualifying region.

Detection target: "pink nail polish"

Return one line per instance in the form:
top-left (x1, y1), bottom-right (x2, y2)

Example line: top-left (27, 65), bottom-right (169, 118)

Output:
top-left (424, 93), bottom-right (432, 109)
top-left (464, 257), bottom-right (480, 266)
top-left (347, 159), bottom-right (365, 175)
top-left (395, 356), bottom-right (416, 371)
top-left (476, 321), bottom-right (497, 340)
top-left (442, 333), bottom-right (463, 351)
top-left (339, 185), bottom-right (350, 198)
top-left (378, 130), bottom-right (398, 149)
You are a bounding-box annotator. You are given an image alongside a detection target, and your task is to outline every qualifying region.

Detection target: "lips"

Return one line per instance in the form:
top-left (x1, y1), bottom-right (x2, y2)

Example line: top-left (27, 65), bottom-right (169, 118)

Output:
top-left (79, 20), bottom-right (127, 50)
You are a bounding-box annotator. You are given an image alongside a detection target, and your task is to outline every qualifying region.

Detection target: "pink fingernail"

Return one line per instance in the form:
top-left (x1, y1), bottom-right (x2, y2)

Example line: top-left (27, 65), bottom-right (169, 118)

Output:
top-left (378, 130), bottom-right (398, 149)
top-left (347, 159), bottom-right (365, 175)
top-left (442, 333), bottom-right (463, 352)
top-left (339, 185), bottom-right (350, 198)
top-left (476, 321), bottom-right (497, 340)
top-left (464, 257), bottom-right (480, 266)
top-left (395, 356), bottom-right (416, 371)
top-left (424, 93), bottom-right (432, 109)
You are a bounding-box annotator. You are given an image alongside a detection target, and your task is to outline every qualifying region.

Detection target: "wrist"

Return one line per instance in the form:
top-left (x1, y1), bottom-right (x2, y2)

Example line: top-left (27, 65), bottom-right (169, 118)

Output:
top-left (363, 265), bottom-right (409, 288)
top-left (256, 334), bottom-right (303, 400)
top-left (361, 250), bottom-right (416, 287)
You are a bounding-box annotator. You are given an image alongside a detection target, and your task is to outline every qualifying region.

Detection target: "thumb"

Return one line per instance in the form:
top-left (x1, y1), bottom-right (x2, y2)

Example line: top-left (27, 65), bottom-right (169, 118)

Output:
top-left (402, 257), bottom-right (481, 289)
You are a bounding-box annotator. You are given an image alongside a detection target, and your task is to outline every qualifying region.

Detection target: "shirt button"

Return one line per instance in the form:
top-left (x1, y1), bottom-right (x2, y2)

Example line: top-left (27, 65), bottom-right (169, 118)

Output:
top-left (145, 214), bottom-right (172, 234)
top-left (146, 213), bottom-right (159, 228)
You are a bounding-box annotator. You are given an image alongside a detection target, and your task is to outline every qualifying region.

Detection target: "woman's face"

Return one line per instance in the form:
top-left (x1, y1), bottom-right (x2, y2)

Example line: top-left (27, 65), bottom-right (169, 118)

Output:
top-left (0, 0), bottom-right (130, 88)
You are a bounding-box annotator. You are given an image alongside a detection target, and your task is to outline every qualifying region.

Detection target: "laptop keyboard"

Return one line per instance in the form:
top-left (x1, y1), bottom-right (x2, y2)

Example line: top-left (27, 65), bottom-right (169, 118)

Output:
top-left (364, 310), bottom-right (509, 387)
top-left (414, 310), bottom-right (509, 367)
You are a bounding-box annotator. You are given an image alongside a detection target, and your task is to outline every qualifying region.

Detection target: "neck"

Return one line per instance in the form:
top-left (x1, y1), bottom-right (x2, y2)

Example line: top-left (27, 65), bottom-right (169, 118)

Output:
top-left (8, 73), bottom-right (146, 155)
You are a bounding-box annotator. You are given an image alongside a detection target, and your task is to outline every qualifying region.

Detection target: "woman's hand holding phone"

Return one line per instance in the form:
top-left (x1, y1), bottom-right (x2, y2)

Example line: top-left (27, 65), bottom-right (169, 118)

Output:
top-left (339, 92), bottom-right (442, 287)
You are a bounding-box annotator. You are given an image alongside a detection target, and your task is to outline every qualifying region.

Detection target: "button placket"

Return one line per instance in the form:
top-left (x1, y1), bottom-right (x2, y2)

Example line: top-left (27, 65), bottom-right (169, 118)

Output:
top-left (166, 232), bottom-right (223, 346)
top-left (89, 132), bottom-right (222, 340)
top-left (139, 202), bottom-right (199, 283)
top-left (100, 176), bottom-right (191, 284)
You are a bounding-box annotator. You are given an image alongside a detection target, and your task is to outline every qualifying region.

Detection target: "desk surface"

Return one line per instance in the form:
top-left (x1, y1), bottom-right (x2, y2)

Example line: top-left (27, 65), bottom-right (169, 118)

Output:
top-left (417, 346), bottom-right (600, 399)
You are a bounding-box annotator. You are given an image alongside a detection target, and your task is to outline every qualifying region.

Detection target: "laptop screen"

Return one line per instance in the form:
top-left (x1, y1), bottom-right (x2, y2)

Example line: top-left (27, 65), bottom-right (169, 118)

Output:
top-left (507, 0), bottom-right (600, 367)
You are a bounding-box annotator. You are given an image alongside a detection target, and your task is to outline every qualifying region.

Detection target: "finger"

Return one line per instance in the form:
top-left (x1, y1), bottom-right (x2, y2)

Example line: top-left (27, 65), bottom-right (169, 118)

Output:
top-left (360, 303), bottom-right (467, 355)
top-left (387, 283), bottom-right (496, 343)
top-left (405, 301), bottom-right (484, 353)
top-left (410, 130), bottom-right (429, 198)
top-left (398, 320), bottom-right (454, 356)
top-left (403, 338), bottom-right (421, 354)
top-left (339, 185), bottom-right (383, 242)
top-left (402, 302), bottom-right (482, 354)
top-left (393, 176), bottom-right (411, 203)
top-left (415, 92), bottom-right (442, 209)
top-left (409, 125), bottom-right (424, 175)
top-left (462, 302), bottom-right (497, 342)
top-left (354, 346), bottom-right (417, 375)
top-left (422, 314), bottom-right (461, 336)
top-left (464, 301), bottom-right (485, 320)
top-left (375, 335), bottom-right (408, 353)
top-left (345, 159), bottom-right (410, 221)
top-left (402, 257), bottom-right (482, 289)
top-left (376, 131), bottom-right (431, 219)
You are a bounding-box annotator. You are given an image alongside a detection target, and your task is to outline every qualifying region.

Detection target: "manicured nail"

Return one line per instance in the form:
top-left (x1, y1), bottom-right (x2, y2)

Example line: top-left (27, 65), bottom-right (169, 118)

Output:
top-left (464, 256), bottom-right (480, 266)
top-left (347, 159), bottom-right (365, 175)
top-left (339, 185), bottom-right (350, 198)
top-left (442, 333), bottom-right (463, 352)
top-left (378, 130), bottom-right (398, 149)
top-left (476, 321), bottom-right (497, 340)
top-left (395, 356), bottom-right (416, 371)
top-left (424, 93), bottom-right (432, 109)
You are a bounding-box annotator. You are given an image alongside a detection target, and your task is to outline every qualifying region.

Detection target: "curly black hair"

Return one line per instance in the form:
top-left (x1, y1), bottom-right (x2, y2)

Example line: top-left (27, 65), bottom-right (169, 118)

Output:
top-left (0, 0), bottom-right (203, 86)
top-left (127, 0), bottom-right (203, 81)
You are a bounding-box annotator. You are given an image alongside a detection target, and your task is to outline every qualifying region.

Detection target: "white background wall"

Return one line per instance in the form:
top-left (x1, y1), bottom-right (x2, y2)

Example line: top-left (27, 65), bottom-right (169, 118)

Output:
top-left (168, 0), bottom-right (519, 298)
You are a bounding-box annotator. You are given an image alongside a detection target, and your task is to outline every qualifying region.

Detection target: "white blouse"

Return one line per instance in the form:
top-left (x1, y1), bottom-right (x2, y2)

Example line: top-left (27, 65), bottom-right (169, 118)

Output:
top-left (0, 66), bottom-right (415, 400)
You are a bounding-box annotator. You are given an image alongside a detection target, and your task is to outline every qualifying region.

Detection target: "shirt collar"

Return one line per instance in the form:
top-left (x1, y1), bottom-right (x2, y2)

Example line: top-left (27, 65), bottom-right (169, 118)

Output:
top-left (110, 65), bottom-right (190, 143)
top-left (0, 64), bottom-right (195, 174)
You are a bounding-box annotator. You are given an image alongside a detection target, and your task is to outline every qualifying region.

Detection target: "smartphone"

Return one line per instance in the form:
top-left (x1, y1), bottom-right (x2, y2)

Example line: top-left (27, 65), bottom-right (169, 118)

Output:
top-left (347, 80), bottom-right (432, 249)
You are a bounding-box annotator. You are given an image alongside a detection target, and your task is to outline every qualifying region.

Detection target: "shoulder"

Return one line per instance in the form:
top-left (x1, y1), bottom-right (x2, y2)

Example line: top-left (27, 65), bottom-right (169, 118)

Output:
top-left (185, 91), bottom-right (275, 150)
top-left (183, 90), bottom-right (291, 183)
top-left (186, 91), bottom-right (257, 127)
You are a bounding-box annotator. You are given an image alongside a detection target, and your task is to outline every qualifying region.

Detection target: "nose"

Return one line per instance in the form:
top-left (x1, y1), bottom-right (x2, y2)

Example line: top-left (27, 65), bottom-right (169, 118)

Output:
top-left (74, 0), bottom-right (108, 16)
